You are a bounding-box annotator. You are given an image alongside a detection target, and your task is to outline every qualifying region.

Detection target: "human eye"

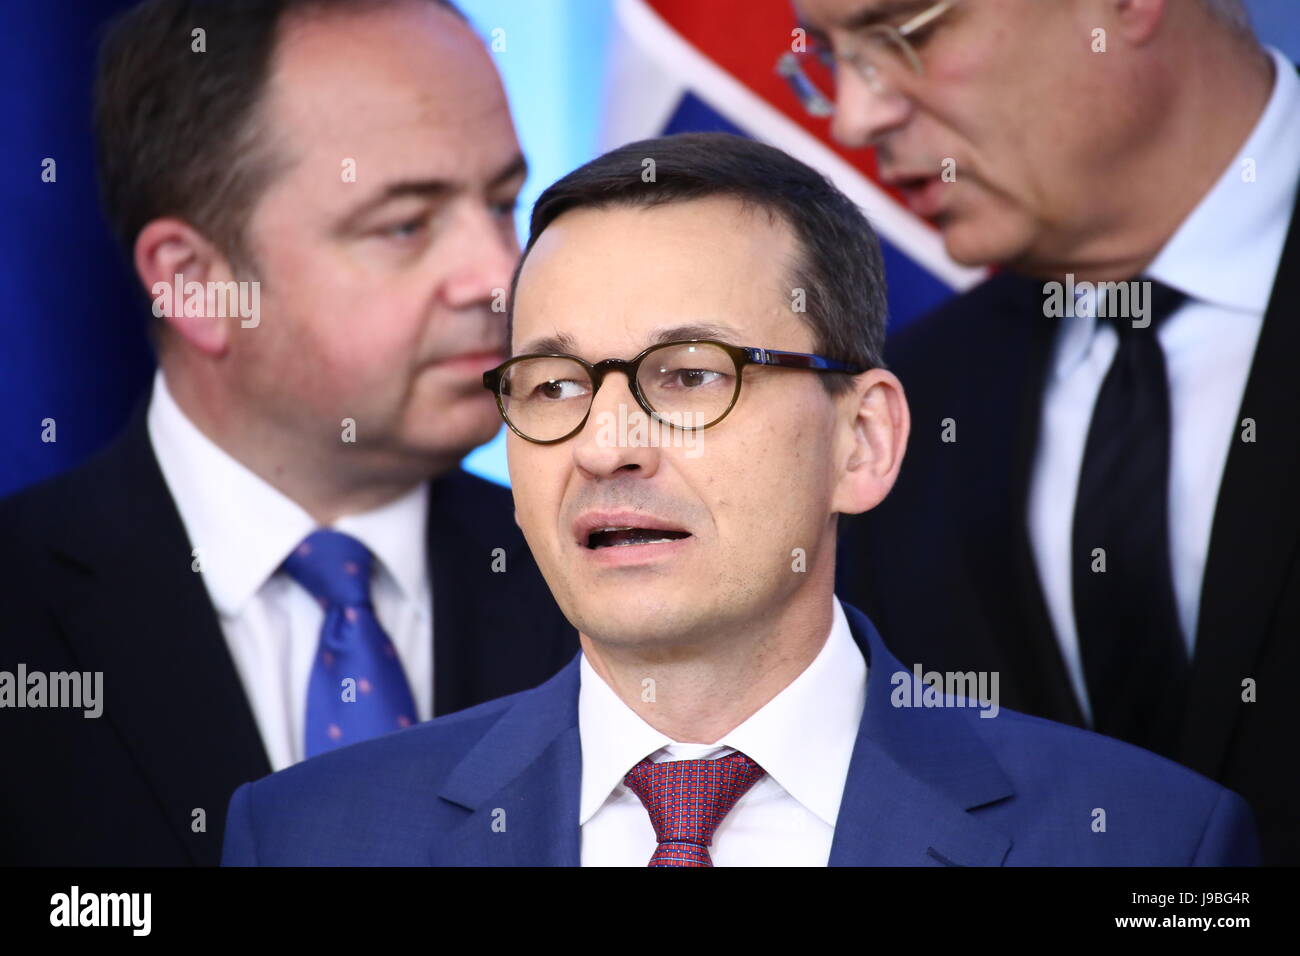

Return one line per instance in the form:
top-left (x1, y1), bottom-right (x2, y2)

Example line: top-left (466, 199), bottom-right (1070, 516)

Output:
top-left (378, 216), bottom-right (428, 241)
top-left (678, 368), bottom-right (725, 388)
top-left (489, 194), bottom-right (519, 220)
top-left (651, 365), bottom-right (732, 390)
top-left (533, 378), bottom-right (589, 401)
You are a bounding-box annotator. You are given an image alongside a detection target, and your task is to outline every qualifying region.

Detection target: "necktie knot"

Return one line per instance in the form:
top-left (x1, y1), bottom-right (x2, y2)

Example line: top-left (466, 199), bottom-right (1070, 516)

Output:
top-left (622, 751), bottom-right (765, 866)
top-left (1105, 278), bottom-right (1186, 338)
top-left (282, 529), bottom-right (375, 609)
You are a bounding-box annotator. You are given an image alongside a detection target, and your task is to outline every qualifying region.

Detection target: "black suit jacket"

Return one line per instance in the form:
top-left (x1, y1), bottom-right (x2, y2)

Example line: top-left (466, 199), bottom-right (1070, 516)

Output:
top-left (0, 398), bottom-right (577, 865)
top-left (839, 180), bottom-right (1300, 865)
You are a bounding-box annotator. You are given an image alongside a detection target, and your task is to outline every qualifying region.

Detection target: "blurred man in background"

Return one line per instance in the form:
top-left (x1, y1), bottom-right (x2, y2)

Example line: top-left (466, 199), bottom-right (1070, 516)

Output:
top-left (791, 0), bottom-right (1299, 862)
top-left (0, 0), bottom-right (575, 865)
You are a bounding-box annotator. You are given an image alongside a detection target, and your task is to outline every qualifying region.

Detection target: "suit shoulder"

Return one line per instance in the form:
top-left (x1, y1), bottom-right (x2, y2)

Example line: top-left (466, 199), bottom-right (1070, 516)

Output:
top-left (965, 706), bottom-right (1255, 862)
top-left (429, 468), bottom-right (519, 540)
top-left (239, 686), bottom-right (530, 813)
top-left (975, 707), bottom-right (1205, 779)
top-left (0, 455), bottom-right (101, 537)
top-left (258, 691), bottom-right (516, 792)
top-left (226, 687), bottom-right (540, 864)
top-left (436, 467), bottom-right (512, 507)
top-left (0, 463), bottom-right (122, 573)
top-left (0, 418), bottom-right (142, 543)
top-left (886, 274), bottom-right (1033, 371)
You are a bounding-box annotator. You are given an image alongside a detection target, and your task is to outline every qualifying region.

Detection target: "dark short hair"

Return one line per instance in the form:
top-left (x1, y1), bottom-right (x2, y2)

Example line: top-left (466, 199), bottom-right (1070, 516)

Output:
top-left (508, 132), bottom-right (888, 393)
top-left (93, 0), bottom-right (462, 270)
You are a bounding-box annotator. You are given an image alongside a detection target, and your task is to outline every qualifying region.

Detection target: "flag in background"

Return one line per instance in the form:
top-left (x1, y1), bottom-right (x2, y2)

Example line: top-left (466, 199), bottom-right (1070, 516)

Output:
top-left (597, 0), bottom-right (987, 333)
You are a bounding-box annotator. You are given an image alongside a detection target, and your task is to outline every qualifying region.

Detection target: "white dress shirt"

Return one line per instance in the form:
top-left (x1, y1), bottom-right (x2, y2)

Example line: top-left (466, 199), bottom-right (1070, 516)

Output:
top-left (1027, 46), bottom-right (1300, 724)
top-left (147, 369), bottom-right (434, 771)
top-left (578, 597), bottom-right (866, 866)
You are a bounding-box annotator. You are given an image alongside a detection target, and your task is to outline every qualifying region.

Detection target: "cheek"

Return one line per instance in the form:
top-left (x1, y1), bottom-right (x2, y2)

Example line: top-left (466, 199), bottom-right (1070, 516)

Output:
top-left (303, 300), bottom-right (428, 382)
top-left (506, 445), bottom-right (564, 547)
top-left (258, 236), bottom-right (430, 357)
top-left (705, 413), bottom-right (827, 547)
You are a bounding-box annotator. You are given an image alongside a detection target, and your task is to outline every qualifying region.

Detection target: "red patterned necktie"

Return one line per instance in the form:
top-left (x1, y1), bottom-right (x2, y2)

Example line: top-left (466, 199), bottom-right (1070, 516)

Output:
top-left (622, 751), bottom-right (766, 867)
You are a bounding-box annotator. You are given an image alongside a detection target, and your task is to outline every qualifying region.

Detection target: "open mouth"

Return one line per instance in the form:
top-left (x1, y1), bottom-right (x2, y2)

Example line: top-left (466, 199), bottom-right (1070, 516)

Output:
top-left (585, 527), bottom-right (692, 550)
top-left (892, 174), bottom-right (949, 221)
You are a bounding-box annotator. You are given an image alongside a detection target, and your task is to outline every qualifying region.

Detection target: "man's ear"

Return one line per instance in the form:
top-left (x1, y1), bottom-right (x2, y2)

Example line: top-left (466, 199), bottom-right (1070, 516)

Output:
top-left (134, 217), bottom-right (238, 358)
top-left (1110, 0), bottom-right (1167, 46)
top-left (831, 368), bottom-right (910, 517)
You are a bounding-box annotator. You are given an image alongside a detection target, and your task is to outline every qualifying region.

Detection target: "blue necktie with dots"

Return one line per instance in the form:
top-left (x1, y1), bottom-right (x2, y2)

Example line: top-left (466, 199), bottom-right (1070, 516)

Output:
top-left (281, 529), bottom-right (418, 758)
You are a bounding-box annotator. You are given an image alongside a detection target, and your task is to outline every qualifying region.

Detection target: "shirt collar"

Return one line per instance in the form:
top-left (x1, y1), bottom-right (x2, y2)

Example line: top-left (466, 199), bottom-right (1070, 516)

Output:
top-left (1053, 46), bottom-right (1300, 380)
top-left (334, 486), bottom-right (429, 605)
top-left (577, 596), bottom-right (867, 827)
top-left (147, 369), bottom-right (429, 615)
top-left (1147, 47), bottom-right (1300, 313)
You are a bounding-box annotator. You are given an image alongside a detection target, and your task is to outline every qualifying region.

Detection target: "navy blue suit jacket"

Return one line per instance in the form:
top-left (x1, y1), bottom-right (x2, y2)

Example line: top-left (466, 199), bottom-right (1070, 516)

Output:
top-left (223, 602), bottom-right (1259, 866)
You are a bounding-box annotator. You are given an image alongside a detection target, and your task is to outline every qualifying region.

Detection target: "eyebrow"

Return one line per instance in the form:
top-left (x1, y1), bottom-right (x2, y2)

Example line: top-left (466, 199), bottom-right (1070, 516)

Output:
top-left (337, 152), bottom-right (528, 227)
top-left (514, 323), bottom-right (746, 358)
top-left (650, 323), bottom-right (744, 346)
top-left (515, 331), bottom-right (578, 356)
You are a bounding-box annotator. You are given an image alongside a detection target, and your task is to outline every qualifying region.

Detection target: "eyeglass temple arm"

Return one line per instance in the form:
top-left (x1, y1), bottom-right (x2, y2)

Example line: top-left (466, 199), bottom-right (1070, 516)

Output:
top-left (776, 52), bottom-right (835, 118)
top-left (746, 347), bottom-right (869, 374)
top-left (900, 0), bottom-right (958, 37)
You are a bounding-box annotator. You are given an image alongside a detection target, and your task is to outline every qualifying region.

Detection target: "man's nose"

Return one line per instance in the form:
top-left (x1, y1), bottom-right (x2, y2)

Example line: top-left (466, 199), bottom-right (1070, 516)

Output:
top-left (830, 68), bottom-right (913, 149)
top-left (440, 203), bottom-right (520, 311)
top-left (570, 371), bottom-right (662, 480)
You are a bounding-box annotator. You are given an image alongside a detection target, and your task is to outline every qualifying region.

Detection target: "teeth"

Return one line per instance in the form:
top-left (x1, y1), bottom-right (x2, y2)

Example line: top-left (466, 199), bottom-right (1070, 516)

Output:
top-left (586, 526), bottom-right (688, 549)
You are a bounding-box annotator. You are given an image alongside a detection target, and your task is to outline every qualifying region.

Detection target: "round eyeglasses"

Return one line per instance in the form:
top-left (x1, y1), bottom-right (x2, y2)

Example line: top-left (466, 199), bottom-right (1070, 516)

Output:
top-left (482, 339), bottom-right (869, 444)
top-left (777, 0), bottom-right (958, 115)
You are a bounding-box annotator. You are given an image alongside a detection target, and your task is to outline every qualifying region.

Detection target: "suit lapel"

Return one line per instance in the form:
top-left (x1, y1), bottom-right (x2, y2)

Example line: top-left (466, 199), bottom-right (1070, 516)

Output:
top-left (425, 480), bottom-right (483, 715)
top-left (962, 276), bottom-right (1083, 726)
top-left (1181, 184), bottom-right (1300, 777)
top-left (431, 610), bottom-right (1012, 866)
top-left (45, 401), bottom-right (271, 864)
top-left (830, 605), bottom-right (1014, 866)
top-left (433, 658), bottom-right (583, 866)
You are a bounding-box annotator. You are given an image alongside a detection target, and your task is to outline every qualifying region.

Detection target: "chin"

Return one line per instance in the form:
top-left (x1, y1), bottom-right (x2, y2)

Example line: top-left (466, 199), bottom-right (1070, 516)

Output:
top-left (938, 204), bottom-right (1036, 270)
top-left (568, 590), bottom-right (700, 646)
top-left (410, 401), bottom-right (501, 453)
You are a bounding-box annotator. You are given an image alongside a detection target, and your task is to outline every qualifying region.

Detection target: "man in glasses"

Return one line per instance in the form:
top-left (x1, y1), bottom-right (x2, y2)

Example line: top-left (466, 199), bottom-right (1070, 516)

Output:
top-left (790, 0), bottom-right (1300, 863)
top-left (223, 133), bottom-right (1257, 866)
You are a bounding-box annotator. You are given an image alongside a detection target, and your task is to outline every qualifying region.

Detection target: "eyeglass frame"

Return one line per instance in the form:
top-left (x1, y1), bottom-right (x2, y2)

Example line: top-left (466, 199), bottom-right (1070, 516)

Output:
top-left (777, 0), bottom-right (961, 115)
top-left (482, 338), bottom-right (871, 445)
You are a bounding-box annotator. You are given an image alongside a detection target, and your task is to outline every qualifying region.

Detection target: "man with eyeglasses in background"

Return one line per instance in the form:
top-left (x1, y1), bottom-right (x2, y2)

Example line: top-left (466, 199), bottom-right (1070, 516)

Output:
top-left (781, 0), bottom-right (1300, 864)
top-left (223, 133), bottom-right (1258, 867)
